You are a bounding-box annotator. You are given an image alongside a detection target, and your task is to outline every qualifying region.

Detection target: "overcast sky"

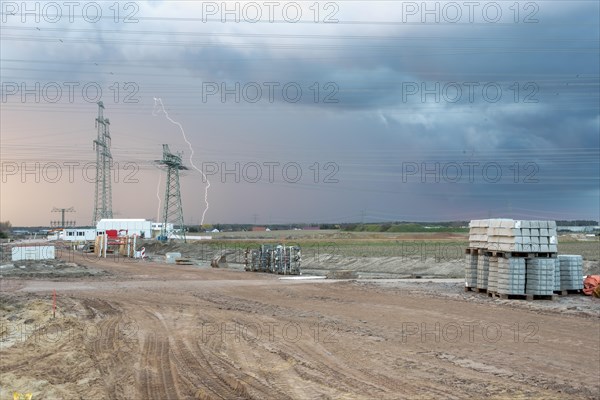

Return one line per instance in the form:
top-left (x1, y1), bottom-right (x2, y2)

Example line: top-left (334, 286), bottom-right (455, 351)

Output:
top-left (1, 1), bottom-right (598, 226)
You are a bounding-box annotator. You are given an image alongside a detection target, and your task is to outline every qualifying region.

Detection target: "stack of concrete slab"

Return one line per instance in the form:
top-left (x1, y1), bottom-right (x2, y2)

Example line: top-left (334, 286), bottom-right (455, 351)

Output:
top-left (476, 254), bottom-right (489, 289)
top-left (557, 255), bottom-right (584, 291)
top-left (466, 219), bottom-right (562, 295)
top-left (486, 219), bottom-right (558, 253)
top-left (525, 258), bottom-right (556, 295)
top-left (554, 259), bottom-right (561, 291)
top-left (468, 219), bottom-right (489, 248)
top-left (487, 256), bottom-right (498, 293)
top-left (465, 253), bottom-right (478, 288)
top-left (496, 257), bottom-right (526, 295)
top-left (521, 220), bottom-right (558, 253)
top-left (486, 218), bottom-right (522, 252)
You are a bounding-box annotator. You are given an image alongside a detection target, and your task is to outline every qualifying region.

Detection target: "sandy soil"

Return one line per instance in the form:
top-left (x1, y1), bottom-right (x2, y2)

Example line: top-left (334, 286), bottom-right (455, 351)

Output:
top-left (1, 253), bottom-right (599, 399)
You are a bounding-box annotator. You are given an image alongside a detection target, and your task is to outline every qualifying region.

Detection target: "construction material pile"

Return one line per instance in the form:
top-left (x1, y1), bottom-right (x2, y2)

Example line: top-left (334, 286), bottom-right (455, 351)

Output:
top-left (526, 258), bottom-right (556, 295)
top-left (244, 244), bottom-right (301, 275)
top-left (558, 255), bottom-right (584, 291)
top-left (465, 252), bottom-right (478, 288)
top-left (466, 219), bottom-right (583, 298)
top-left (497, 257), bottom-right (526, 295)
top-left (94, 232), bottom-right (143, 258)
top-left (476, 253), bottom-right (489, 289)
top-left (470, 219), bottom-right (558, 253)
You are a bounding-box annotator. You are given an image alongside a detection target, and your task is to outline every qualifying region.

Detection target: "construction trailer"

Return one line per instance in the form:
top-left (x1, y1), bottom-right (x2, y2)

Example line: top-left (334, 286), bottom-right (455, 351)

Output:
top-left (47, 228), bottom-right (94, 241)
top-left (245, 244), bottom-right (301, 275)
top-left (96, 219), bottom-right (152, 239)
top-left (60, 228), bottom-right (97, 242)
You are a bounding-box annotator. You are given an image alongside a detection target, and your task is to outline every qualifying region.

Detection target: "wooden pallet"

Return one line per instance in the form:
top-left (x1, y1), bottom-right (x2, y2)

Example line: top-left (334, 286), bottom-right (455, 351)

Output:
top-left (175, 258), bottom-right (193, 265)
top-left (489, 292), bottom-right (556, 301)
top-left (486, 251), bottom-right (557, 259)
top-left (465, 248), bottom-right (485, 255)
top-left (553, 289), bottom-right (583, 296)
top-left (464, 287), bottom-right (487, 293)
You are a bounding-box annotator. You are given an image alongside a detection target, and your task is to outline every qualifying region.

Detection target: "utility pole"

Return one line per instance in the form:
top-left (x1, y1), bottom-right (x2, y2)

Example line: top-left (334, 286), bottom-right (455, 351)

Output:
top-left (156, 144), bottom-right (187, 242)
top-left (92, 101), bottom-right (113, 225)
top-left (51, 207), bottom-right (75, 229)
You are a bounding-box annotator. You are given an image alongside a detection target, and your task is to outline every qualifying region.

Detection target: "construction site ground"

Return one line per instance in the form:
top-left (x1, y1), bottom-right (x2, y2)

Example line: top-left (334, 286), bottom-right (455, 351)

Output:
top-left (1, 235), bottom-right (600, 399)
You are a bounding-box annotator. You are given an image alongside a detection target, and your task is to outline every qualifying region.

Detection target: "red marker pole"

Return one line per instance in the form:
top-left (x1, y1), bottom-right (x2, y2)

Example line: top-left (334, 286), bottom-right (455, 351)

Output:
top-left (53, 289), bottom-right (56, 318)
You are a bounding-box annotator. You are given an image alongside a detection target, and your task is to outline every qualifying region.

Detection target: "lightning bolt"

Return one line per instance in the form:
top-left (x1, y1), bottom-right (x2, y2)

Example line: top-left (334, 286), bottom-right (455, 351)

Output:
top-left (152, 98), bottom-right (211, 225)
top-left (156, 173), bottom-right (162, 223)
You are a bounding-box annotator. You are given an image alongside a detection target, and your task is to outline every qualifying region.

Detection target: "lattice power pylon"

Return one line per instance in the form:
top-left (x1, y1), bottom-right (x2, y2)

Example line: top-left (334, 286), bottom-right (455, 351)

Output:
top-left (91, 101), bottom-right (113, 225)
top-left (51, 207), bottom-right (75, 228)
top-left (157, 144), bottom-right (187, 242)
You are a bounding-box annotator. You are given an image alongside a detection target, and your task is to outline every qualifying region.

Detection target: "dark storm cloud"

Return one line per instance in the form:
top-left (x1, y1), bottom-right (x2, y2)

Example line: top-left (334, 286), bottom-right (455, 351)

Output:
top-left (2, 0), bottom-right (597, 224)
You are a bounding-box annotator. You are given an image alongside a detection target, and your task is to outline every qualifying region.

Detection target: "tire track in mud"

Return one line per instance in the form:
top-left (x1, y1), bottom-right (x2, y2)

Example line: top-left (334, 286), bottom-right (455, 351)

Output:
top-left (170, 338), bottom-right (251, 399)
top-left (138, 335), bottom-right (179, 400)
top-left (130, 305), bottom-right (179, 400)
top-left (221, 339), bottom-right (297, 400)
top-left (80, 298), bottom-right (138, 399)
top-left (134, 303), bottom-right (252, 399)
top-left (356, 367), bottom-right (462, 399)
top-left (129, 298), bottom-right (296, 399)
top-left (274, 344), bottom-right (383, 397)
top-left (139, 336), bottom-right (161, 399)
top-left (228, 315), bottom-right (460, 399)
top-left (189, 292), bottom-right (408, 397)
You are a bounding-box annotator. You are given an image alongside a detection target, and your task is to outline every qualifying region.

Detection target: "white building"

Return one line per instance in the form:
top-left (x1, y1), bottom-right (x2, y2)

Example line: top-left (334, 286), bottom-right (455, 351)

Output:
top-left (151, 222), bottom-right (174, 237)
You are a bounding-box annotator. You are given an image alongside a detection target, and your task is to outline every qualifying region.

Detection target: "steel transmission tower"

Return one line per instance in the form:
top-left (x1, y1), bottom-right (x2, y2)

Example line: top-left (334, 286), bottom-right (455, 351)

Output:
top-left (157, 144), bottom-right (187, 242)
top-left (92, 101), bottom-right (113, 225)
top-left (52, 207), bottom-right (75, 228)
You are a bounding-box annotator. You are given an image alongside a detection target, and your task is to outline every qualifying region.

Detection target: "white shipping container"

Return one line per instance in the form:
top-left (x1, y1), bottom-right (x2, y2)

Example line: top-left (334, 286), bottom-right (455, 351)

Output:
top-left (61, 228), bottom-right (97, 241)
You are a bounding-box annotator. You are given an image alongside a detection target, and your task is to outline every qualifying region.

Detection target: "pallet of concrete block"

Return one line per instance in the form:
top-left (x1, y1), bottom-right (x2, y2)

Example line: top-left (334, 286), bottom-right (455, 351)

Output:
top-left (554, 258), bottom-right (561, 293)
top-left (525, 258), bottom-right (557, 299)
top-left (496, 257), bottom-right (525, 295)
top-left (486, 218), bottom-right (524, 252)
top-left (556, 255), bottom-right (584, 294)
top-left (519, 220), bottom-right (558, 253)
top-left (476, 253), bottom-right (489, 290)
top-left (486, 219), bottom-right (558, 253)
top-left (464, 252), bottom-right (478, 289)
top-left (468, 219), bottom-right (489, 249)
top-left (487, 256), bottom-right (499, 294)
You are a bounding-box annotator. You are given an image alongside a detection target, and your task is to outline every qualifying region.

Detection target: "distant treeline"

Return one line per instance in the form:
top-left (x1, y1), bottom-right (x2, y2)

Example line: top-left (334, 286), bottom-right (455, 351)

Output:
top-left (194, 222), bottom-right (470, 233)
top-left (555, 220), bottom-right (599, 226)
top-left (340, 223), bottom-right (469, 233)
top-left (188, 223), bottom-right (340, 232)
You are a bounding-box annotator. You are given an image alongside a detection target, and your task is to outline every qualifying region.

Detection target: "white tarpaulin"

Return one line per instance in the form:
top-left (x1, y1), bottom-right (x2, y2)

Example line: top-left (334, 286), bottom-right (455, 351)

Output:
top-left (12, 246), bottom-right (55, 261)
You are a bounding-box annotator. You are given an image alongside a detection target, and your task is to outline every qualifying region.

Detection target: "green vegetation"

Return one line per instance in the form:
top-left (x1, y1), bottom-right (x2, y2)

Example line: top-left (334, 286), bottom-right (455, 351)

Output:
top-left (185, 231), bottom-right (598, 262)
top-left (0, 221), bottom-right (11, 239)
top-left (342, 223), bottom-right (469, 233)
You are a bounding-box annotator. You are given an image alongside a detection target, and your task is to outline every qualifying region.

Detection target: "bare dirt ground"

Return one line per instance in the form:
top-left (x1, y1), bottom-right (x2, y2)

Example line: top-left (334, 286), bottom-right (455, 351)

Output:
top-left (1, 250), bottom-right (599, 399)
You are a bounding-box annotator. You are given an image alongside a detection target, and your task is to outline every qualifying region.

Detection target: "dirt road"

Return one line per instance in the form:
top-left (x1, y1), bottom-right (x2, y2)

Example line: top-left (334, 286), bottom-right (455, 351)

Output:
top-left (1, 254), bottom-right (599, 399)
